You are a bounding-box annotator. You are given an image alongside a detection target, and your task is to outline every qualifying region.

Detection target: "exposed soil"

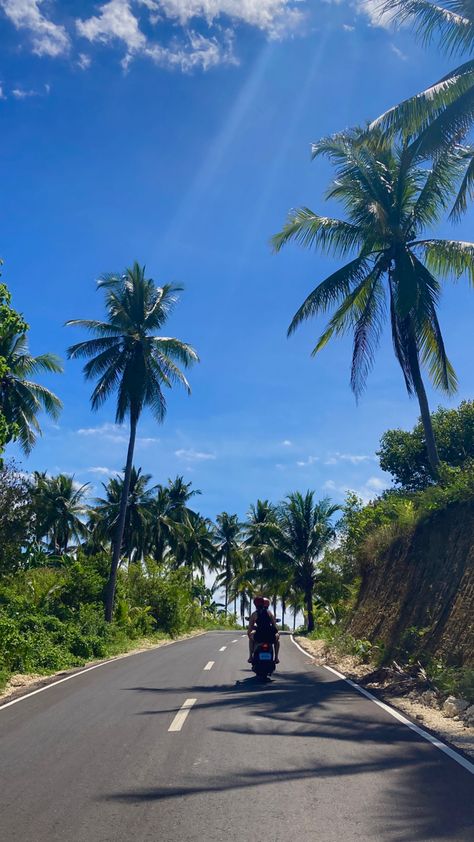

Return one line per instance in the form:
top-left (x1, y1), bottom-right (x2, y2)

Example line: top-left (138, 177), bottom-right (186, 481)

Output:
top-left (296, 636), bottom-right (474, 761)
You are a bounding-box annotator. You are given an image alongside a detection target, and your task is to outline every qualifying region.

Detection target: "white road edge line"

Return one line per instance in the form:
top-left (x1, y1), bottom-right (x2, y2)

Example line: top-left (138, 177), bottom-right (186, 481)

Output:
top-left (168, 698), bottom-right (197, 732)
top-left (290, 635), bottom-right (474, 775)
top-left (219, 646), bottom-right (227, 652)
top-left (204, 661), bottom-right (215, 671)
top-left (0, 632), bottom-right (209, 713)
top-left (232, 639), bottom-right (238, 643)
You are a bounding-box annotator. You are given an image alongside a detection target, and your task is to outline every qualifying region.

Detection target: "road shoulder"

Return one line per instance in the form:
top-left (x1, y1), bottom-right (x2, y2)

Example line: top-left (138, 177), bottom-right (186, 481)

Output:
top-left (0, 630), bottom-right (209, 708)
top-left (295, 636), bottom-right (474, 762)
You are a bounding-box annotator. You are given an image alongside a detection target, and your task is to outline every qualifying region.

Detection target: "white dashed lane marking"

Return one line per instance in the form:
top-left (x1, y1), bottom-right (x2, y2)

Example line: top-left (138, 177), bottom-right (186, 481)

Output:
top-left (204, 661), bottom-right (214, 671)
top-left (219, 646), bottom-right (226, 652)
top-left (168, 698), bottom-right (197, 733)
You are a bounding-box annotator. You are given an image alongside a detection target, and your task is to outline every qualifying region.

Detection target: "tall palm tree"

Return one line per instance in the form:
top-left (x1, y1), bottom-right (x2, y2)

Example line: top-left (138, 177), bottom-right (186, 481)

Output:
top-left (67, 263), bottom-right (198, 621)
top-left (214, 512), bottom-right (242, 614)
top-left (273, 131), bottom-right (474, 478)
top-left (166, 475), bottom-right (201, 521)
top-left (0, 332), bottom-right (62, 453)
top-left (148, 484), bottom-right (173, 563)
top-left (31, 472), bottom-right (89, 554)
top-left (278, 493), bottom-right (339, 633)
top-left (92, 467), bottom-right (155, 563)
top-left (374, 0), bottom-right (474, 188)
top-left (172, 511), bottom-right (217, 582)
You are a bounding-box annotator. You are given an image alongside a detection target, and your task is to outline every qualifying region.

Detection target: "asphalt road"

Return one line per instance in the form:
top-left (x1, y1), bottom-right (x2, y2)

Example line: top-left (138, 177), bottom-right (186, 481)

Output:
top-left (1, 631), bottom-right (473, 841)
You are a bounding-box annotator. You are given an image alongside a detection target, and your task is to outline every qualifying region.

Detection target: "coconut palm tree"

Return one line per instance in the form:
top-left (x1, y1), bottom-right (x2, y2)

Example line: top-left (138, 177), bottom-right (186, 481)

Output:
top-left (373, 0), bottom-right (474, 191)
top-left (273, 131), bottom-right (474, 478)
top-left (67, 263), bottom-right (198, 620)
top-left (214, 512), bottom-right (242, 614)
top-left (92, 467), bottom-right (155, 563)
top-left (31, 472), bottom-right (89, 554)
top-left (166, 475), bottom-right (201, 521)
top-left (0, 332), bottom-right (62, 453)
top-left (172, 511), bottom-right (217, 582)
top-left (277, 493), bottom-right (339, 633)
top-left (148, 484), bottom-right (173, 563)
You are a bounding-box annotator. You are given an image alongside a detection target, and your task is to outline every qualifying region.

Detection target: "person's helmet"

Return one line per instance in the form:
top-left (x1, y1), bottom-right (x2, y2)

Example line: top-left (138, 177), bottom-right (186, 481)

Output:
top-left (253, 596), bottom-right (265, 607)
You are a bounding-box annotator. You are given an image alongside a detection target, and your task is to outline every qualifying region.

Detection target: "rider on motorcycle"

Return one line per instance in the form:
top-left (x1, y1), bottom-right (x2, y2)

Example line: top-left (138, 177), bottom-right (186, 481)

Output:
top-left (247, 596), bottom-right (280, 664)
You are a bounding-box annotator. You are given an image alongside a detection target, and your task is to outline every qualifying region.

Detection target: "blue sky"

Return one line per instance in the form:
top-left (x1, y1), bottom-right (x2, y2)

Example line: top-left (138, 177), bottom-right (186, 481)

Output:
top-left (2, 0), bottom-right (474, 521)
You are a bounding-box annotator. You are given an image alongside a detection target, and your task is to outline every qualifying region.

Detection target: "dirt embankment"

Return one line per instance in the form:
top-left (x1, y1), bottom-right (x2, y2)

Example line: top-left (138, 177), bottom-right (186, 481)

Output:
top-left (348, 500), bottom-right (474, 666)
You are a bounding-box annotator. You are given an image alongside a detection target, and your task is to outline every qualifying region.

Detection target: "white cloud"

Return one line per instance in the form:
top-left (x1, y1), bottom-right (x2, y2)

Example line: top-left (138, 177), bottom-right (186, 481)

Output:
top-left (76, 1), bottom-right (147, 56)
top-left (323, 475), bottom-right (389, 503)
top-left (77, 52), bottom-right (92, 69)
top-left (0, 0), bottom-right (70, 56)
top-left (281, 439), bottom-right (292, 446)
top-left (325, 451), bottom-right (374, 466)
top-left (2, 0), bottom-right (307, 72)
top-left (175, 447), bottom-right (216, 461)
top-left (366, 475), bottom-right (388, 491)
top-left (342, 23), bottom-right (355, 31)
top-left (155, 0), bottom-right (306, 37)
top-left (11, 84), bottom-right (48, 98)
top-left (86, 466), bottom-right (117, 476)
top-left (0, 83), bottom-right (6, 99)
top-left (390, 43), bottom-right (407, 60)
top-left (77, 422), bottom-right (128, 444)
top-left (296, 455), bottom-right (319, 467)
top-left (355, 0), bottom-right (395, 29)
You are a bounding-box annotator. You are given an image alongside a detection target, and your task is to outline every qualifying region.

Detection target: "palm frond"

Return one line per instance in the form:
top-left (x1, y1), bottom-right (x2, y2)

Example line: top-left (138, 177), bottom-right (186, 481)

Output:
top-left (272, 210), bottom-right (363, 255)
top-left (414, 237), bottom-right (474, 283)
top-left (288, 254), bottom-right (376, 336)
top-left (449, 147), bottom-right (474, 219)
top-left (379, 0), bottom-right (474, 55)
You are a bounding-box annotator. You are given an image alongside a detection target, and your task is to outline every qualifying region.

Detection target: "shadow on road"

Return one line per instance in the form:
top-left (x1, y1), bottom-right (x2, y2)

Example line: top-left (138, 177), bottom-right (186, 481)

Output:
top-left (107, 666), bottom-right (474, 840)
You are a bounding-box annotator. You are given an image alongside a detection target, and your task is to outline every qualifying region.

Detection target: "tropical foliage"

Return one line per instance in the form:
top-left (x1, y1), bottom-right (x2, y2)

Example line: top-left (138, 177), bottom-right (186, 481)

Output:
top-left (378, 399), bottom-right (474, 489)
top-left (0, 323), bottom-right (62, 454)
top-left (375, 0), bottom-right (474, 181)
top-left (67, 262), bottom-right (199, 620)
top-left (273, 130), bottom-right (474, 478)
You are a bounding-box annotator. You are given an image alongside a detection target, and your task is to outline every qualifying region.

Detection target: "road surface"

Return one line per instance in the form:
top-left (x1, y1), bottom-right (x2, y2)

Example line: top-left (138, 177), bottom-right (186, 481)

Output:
top-left (1, 631), bottom-right (473, 841)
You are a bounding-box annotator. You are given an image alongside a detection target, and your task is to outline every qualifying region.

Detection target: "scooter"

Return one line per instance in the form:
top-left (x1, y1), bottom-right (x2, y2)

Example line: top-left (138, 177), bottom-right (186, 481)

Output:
top-left (251, 640), bottom-right (275, 679)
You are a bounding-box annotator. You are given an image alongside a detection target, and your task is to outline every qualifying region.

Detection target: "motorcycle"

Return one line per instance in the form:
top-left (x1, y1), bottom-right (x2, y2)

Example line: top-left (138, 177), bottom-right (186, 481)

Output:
top-left (251, 640), bottom-right (275, 679)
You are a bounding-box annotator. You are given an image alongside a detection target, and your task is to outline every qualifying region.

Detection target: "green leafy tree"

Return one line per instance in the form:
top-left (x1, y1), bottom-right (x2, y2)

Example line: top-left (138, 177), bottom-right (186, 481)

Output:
top-left (66, 262), bottom-right (198, 621)
top-left (32, 472), bottom-right (90, 554)
top-left (378, 400), bottom-right (474, 489)
top-left (0, 462), bottom-right (33, 574)
top-left (0, 278), bottom-right (28, 453)
top-left (273, 131), bottom-right (474, 479)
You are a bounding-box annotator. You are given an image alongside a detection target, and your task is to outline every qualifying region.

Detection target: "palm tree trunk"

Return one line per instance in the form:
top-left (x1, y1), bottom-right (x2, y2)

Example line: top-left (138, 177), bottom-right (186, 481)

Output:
top-left (281, 598), bottom-right (286, 629)
top-left (407, 327), bottom-right (440, 480)
top-left (305, 585), bottom-right (314, 634)
top-left (224, 551), bottom-right (229, 614)
top-left (293, 608), bottom-right (297, 632)
top-left (104, 414), bottom-right (137, 622)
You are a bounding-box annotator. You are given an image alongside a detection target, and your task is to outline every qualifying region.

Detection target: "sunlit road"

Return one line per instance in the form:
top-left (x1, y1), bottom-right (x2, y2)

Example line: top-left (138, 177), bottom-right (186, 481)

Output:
top-left (1, 632), bottom-right (473, 841)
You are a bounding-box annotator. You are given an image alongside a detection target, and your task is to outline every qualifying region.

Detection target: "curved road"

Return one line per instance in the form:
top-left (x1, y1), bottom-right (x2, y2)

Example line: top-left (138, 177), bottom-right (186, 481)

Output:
top-left (1, 631), bottom-right (473, 841)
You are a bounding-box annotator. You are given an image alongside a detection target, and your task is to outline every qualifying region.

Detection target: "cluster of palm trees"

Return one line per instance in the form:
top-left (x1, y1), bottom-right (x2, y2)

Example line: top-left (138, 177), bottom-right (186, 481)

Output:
top-left (26, 469), bottom-right (339, 633)
top-left (4, 4), bottom-right (473, 627)
top-left (274, 0), bottom-right (474, 484)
